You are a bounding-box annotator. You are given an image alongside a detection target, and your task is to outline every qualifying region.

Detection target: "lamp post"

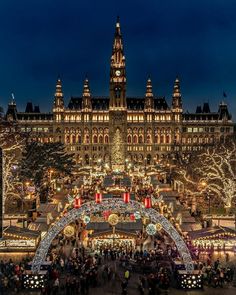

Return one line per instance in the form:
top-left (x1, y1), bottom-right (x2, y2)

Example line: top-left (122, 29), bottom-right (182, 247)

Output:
top-left (98, 158), bottom-right (102, 171)
top-left (89, 157), bottom-right (92, 173)
top-left (144, 157), bottom-right (147, 175)
top-left (125, 158), bottom-right (128, 172)
top-left (49, 169), bottom-right (54, 183)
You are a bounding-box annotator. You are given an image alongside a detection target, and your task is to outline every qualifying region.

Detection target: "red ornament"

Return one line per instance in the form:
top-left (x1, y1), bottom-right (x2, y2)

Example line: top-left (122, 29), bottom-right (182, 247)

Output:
top-left (123, 192), bottom-right (130, 203)
top-left (95, 192), bottom-right (102, 203)
top-left (130, 213), bottom-right (135, 221)
top-left (103, 210), bottom-right (110, 220)
top-left (74, 197), bottom-right (81, 209)
top-left (144, 197), bottom-right (152, 209)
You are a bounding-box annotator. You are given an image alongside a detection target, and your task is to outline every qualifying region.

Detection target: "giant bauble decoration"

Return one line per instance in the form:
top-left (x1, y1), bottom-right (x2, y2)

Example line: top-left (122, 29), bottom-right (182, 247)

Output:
top-left (63, 225), bottom-right (75, 237)
top-left (146, 223), bottom-right (156, 235)
top-left (108, 213), bottom-right (119, 226)
top-left (82, 215), bottom-right (90, 224)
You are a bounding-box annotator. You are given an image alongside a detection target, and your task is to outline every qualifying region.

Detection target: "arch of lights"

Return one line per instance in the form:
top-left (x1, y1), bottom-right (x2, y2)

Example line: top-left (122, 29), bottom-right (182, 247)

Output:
top-left (31, 199), bottom-right (194, 273)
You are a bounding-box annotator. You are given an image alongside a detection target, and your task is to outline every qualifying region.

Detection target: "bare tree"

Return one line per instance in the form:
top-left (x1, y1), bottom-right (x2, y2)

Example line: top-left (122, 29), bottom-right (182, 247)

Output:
top-left (173, 138), bottom-right (236, 209)
top-left (0, 123), bottom-right (26, 212)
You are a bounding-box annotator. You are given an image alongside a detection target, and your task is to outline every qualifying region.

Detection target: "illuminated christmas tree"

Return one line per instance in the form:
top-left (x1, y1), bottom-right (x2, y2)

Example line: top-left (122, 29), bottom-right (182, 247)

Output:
top-left (111, 128), bottom-right (124, 167)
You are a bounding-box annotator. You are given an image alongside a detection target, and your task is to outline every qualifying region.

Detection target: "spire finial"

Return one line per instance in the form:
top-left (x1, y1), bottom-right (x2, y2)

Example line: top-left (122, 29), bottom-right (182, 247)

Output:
top-left (10, 92), bottom-right (16, 105)
top-left (116, 16), bottom-right (120, 26)
top-left (146, 76), bottom-right (153, 97)
top-left (83, 77), bottom-right (91, 97)
top-left (172, 76), bottom-right (182, 109)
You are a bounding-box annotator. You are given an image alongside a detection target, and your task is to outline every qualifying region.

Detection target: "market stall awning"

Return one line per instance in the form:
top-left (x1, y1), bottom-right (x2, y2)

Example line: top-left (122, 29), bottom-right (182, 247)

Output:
top-left (3, 226), bottom-right (41, 240)
top-left (188, 226), bottom-right (236, 240)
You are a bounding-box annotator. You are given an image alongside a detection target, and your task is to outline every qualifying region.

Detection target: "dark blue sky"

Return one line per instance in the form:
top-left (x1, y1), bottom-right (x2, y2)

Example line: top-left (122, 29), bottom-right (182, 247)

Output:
top-left (0, 0), bottom-right (236, 118)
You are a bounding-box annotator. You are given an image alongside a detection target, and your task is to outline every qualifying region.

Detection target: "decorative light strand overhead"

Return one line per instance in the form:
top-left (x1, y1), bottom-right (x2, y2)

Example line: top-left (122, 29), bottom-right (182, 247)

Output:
top-left (31, 199), bottom-right (194, 274)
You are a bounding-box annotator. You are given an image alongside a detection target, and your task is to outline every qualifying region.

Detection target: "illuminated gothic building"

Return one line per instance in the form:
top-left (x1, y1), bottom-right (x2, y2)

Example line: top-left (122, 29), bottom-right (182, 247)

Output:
top-left (4, 18), bottom-right (234, 168)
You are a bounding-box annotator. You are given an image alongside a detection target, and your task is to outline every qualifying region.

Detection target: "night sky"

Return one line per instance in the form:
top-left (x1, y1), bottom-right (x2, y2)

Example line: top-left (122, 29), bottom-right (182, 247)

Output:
top-left (0, 0), bottom-right (236, 118)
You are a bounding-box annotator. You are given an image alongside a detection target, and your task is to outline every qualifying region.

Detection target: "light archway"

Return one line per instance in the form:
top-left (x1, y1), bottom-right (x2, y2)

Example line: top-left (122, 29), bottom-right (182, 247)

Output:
top-left (31, 199), bottom-right (194, 273)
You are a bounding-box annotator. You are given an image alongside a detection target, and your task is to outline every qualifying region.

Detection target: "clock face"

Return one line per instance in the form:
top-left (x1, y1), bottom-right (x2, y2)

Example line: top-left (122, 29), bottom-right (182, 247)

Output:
top-left (115, 70), bottom-right (121, 76)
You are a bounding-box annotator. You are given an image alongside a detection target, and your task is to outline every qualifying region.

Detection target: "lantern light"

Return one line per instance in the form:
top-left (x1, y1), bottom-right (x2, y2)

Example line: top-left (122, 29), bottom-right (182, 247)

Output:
top-left (74, 197), bottom-right (81, 209)
top-left (144, 197), bottom-right (152, 208)
top-left (95, 192), bottom-right (102, 203)
top-left (123, 192), bottom-right (130, 203)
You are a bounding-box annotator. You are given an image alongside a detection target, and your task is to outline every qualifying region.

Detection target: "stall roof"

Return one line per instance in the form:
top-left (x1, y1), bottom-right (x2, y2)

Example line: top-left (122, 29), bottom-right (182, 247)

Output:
top-left (86, 220), bottom-right (142, 232)
top-left (3, 226), bottom-right (41, 239)
top-left (28, 222), bottom-right (49, 232)
top-left (188, 226), bottom-right (236, 240)
top-left (37, 203), bottom-right (60, 213)
top-left (90, 229), bottom-right (138, 238)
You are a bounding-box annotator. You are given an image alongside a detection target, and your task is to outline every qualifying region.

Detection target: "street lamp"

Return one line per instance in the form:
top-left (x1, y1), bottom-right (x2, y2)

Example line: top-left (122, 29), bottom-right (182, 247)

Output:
top-left (200, 181), bottom-right (211, 214)
top-left (144, 157), bottom-right (147, 175)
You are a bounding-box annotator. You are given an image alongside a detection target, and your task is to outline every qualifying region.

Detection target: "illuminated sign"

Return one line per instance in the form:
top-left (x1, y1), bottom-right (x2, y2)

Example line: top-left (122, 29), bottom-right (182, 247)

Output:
top-left (0, 239), bottom-right (36, 248)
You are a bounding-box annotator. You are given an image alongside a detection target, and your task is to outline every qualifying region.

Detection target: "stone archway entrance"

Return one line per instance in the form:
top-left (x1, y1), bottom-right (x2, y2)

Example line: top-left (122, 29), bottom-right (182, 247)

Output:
top-left (31, 199), bottom-right (194, 273)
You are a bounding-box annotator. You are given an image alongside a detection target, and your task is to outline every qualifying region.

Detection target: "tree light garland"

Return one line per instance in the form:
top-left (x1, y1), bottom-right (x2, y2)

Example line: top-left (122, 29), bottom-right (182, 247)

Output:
top-left (31, 199), bottom-right (194, 274)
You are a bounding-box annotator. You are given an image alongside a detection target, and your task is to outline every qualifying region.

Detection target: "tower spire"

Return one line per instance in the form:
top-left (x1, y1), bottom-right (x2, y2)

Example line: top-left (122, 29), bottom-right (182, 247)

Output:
top-left (82, 77), bottom-right (92, 110)
top-left (54, 76), bottom-right (64, 107)
top-left (109, 17), bottom-right (126, 110)
top-left (172, 77), bottom-right (182, 110)
top-left (145, 76), bottom-right (154, 110)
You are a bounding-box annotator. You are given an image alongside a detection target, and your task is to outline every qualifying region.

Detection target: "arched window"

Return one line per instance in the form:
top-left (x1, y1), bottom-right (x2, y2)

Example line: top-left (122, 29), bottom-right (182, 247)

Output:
top-left (93, 135), bottom-right (98, 144)
top-left (104, 135), bottom-right (109, 144)
top-left (127, 135), bottom-right (132, 143)
top-left (166, 134), bottom-right (170, 144)
top-left (85, 135), bottom-right (90, 144)
top-left (77, 135), bottom-right (82, 144)
top-left (99, 135), bottom-right (103, 144)
top-left (115, 87), bottom-right (121, 98)
top-left (160, 135), bottom-right (164, 144)
top-left (138, 135), bottom-right (143, 144)
top-left (154, 135), bottom-right (159, 144)
top-left (133, 135), bottom-right (138, 144)
top-left (72, 135), bottom-right (76, 144)
top-left (147, 134), bottom-right (152, 144)
top-left (66, 135), bottom-right (70, 144)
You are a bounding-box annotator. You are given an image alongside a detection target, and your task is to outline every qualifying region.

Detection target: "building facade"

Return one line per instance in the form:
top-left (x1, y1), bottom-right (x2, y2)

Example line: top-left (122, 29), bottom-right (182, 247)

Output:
top-left (4, 19), bottom-right (234, 168)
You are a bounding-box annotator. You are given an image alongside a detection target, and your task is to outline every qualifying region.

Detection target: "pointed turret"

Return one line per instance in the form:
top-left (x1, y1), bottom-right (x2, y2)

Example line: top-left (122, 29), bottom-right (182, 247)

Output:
top-left (109, 17), bottom-right (126, 110)
top-left (82, 78), bottom-right (92, 110)
top-left (54, 76), bottom-right (64, 108)
top-left (145, 77), bottom-right (154, 110)
top-left (6, 93), bottom-right (17, 121)
top-left (53, 76), bottom-right (64, 122)
top-left (218, 101), bottom-right (231, 121)
top-left (172, 77), bottom-right (182, 110)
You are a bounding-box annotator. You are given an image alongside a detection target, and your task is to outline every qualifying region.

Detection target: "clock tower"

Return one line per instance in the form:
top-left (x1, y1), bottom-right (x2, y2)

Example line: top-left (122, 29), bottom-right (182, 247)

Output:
top-left (109, 17), bottom-right (127, 171)
top-left (109, 17), bottom-right (126, 110)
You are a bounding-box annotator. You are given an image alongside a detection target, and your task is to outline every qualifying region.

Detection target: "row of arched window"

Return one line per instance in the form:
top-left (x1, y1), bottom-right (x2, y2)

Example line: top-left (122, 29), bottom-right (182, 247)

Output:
top-left (65, 134), bottom-right (109, 144)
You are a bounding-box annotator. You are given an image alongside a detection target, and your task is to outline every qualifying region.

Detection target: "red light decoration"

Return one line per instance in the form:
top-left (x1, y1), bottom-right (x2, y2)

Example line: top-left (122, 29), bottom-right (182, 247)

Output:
top-left (74, 197), bottom-right (81, 209)
top-left (144, 197), bottom-right (152, 209)
top-left (103, 210), bottom-right (110, 220)
top-left (123, 192), bottom-right (130, 203)
top-left (95, 192), bottom-right (102, 203)
top-left (130, 213), bottom-right (135, 221)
